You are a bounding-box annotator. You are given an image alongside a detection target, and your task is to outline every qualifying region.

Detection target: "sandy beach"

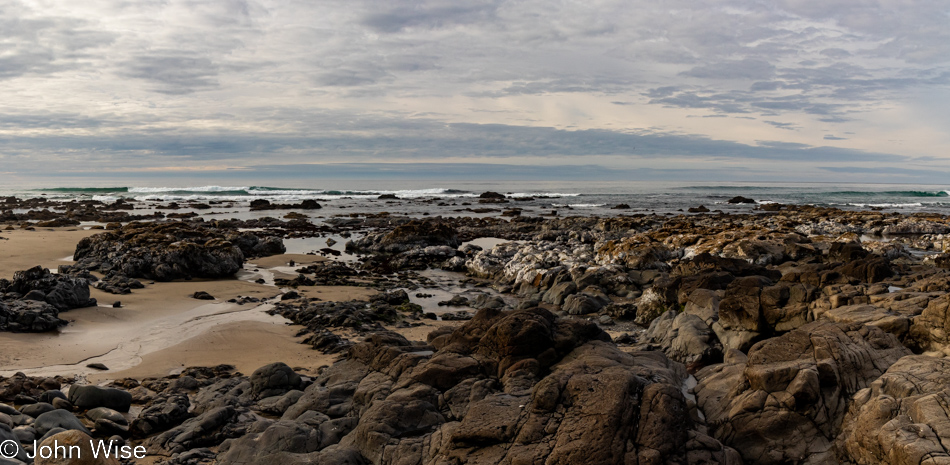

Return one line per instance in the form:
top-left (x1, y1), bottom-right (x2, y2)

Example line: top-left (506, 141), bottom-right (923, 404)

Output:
top-left (0, 228), bottom-right (383, 382)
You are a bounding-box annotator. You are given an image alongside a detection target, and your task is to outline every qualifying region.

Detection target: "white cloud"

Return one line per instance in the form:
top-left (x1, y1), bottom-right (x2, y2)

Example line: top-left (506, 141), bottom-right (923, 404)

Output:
top-left (0, 0), bottom-right (947, 179)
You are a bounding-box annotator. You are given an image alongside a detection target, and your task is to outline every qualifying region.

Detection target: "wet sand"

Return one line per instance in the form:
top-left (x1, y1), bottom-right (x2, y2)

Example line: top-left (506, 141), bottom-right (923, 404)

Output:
top-left (0, 229), bottom-right (386, 382)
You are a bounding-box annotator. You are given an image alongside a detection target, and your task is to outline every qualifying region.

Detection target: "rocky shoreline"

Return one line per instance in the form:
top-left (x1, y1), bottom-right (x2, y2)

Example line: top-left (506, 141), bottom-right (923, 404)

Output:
top-left (3, 198), bottom-right (950, 463)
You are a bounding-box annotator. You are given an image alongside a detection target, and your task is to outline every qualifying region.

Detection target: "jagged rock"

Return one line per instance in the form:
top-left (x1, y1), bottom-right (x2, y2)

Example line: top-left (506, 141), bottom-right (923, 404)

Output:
top-left (907, 294), bottom-right (950, 354)
top-left (73, 222), bottom-right (282, 281)
top-left (695, 321), bottom-right (911, 464)
top-left (836, 355), bottom-right (950, 464)
top-left (217, 421), bottom-right (362, 465)
top-left (146, 406), bottom-right (243, 454)
top-left (0, 266), bottom-right (96, 311)
top-left (345, 220), bottom-right (460, 254)
top-left (639, 310), bottom-right (723, 370)
top-left (0, 300), bottom-right (66, 332)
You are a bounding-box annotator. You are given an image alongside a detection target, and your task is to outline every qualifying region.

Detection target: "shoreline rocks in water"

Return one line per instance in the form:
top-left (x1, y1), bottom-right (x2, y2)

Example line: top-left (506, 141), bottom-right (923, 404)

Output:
top-left (9, 202), bottom-right (950, 463)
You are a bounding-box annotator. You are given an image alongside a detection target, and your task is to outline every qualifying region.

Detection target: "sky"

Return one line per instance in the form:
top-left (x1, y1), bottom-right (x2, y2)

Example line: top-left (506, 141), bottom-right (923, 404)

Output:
top-left (1, 0), bottom-right (949, 185)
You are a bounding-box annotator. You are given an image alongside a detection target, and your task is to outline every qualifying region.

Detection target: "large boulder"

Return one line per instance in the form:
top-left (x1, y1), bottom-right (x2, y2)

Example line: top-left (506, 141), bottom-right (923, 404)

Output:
top-left (695, 321), bottom-right (911, 464)
top-left (250, 363), bottom-right (303, 399)
top-left (34, 410), bottom-right (91, 437)
top-left (68, 386), bottom-right (132, 412)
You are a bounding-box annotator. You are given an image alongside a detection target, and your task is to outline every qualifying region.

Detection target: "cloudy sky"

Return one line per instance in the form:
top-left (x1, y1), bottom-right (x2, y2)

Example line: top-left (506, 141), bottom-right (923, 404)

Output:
top-left (2, 0), bottom-right (949, 184)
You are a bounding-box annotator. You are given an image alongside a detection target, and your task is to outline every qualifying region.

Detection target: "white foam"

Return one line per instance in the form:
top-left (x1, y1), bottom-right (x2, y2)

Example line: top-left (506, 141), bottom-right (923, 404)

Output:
top-left (128, 186), bottom-right (250, 193)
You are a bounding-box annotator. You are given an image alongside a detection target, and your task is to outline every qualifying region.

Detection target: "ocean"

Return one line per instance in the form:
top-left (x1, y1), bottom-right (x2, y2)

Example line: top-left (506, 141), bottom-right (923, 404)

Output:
top-left (3, 181), bottom-right (950, 219)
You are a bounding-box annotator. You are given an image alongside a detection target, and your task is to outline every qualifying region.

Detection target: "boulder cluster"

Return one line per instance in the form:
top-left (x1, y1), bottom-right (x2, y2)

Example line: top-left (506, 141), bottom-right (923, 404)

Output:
top-left (0, 266), bottom-right (96, 332)
top-left (72, 222), bottom-right (285, 281)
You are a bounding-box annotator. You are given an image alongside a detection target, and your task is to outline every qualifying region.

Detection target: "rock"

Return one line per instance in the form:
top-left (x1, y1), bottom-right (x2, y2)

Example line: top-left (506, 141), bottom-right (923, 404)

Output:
top-left (68, 386), bottom-right (132, 412)
top-left (688, 205), bottom-right (710, 213)
top-left (541, 281), bottom-right (576, 306)
top-left (640, 310), bottom-right (722, 370)
top-left (906, 294), bottom-right (950, 354)
top-left (836, 355), bottom-right (950, 464)
top-left (34, 410), bottom-right (91, 436)
top-left (437, 295), bottom-right (470, 307)
top-left (19, 402), bottom-right (56, 418)
top-left (713, 275), bottom-right (772, 351)
top-left (192, 291), bottom-right (215, 300)
top-left (695, 321), bottom-right (911, 464)
top-left (216, 420), bottom-right (349, 465)
top-left (727, 196), bottom-right (755, 204)
top-left (130, 394), bottom-right (190, 438)
top-left (146, 406), bottom-right (241, 454)
top-left (250, 363), bottom-right (303, 399)
top-left (86, 363), bottom-right (109, 371)
top-left (2, 266), bottom-right (97, 311)
top-left (346, 219), bottom-right (461, 254)
top-left (86, 408), bottom-right (129, 437)
top-left (561, 290), bottom-right (609, 315)
top-left (73, 222), bottom-right (282, 281)
top-left (34, 430), bottom-right (120, 465)
top-left (0, 300), bottom-right (66, 333)
top-left (0, 423), bottom-right (28, 463)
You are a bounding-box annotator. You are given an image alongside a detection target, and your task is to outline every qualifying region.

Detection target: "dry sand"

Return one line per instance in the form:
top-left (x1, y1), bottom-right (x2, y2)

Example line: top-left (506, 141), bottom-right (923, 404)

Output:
top-left (0, 230), bottom-right (398, 382)
top-left (0, 227), bottom-right (97, 276)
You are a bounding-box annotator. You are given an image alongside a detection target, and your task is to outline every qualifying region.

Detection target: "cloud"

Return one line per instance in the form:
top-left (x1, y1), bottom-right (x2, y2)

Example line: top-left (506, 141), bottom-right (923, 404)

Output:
top-left (0, 0), bottom-right (948, 183)
top-left (681, 59), bottom-right (776, 81)
top-left (120, 52), bottom-right (219, 94)
top-left (361, 0), bottom-right (500, 33)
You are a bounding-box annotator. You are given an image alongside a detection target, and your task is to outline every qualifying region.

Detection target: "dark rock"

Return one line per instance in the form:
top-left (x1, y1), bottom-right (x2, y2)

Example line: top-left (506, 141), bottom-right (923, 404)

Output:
top-left (2, 266), bottom-right (96, 311)
top-left (34, 409), bottom-right (91, 436)
top-left (73, 222), bottom-right (283, 281)
top-left (727, 196), bottom-right (756, 204)
top-left (250, 363), bottom-right (303, 399)
top-left (19, 402), bottom-right (56, 418)
top-left (130, 394), bottom-right (191, 438)
top-left (68, 385), bottom-right (132, 412)
top-left (192, 291), bottom-right (215, 300)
